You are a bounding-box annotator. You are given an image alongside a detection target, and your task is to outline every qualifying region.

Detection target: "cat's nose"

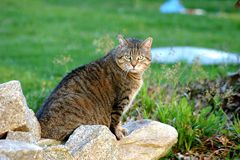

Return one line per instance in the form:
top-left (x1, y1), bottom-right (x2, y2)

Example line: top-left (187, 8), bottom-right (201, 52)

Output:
top-left (131, 61), bottom-right (137, 68)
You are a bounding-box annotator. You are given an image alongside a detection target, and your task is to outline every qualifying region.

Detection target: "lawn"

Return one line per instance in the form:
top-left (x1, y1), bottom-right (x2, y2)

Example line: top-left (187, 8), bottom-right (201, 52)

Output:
top-left (0, 0), bottom-right (240, 158)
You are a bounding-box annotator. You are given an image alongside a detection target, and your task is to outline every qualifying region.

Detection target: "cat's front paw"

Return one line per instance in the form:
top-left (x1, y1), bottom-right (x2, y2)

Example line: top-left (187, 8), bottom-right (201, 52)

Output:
top-left (115, 126), bottom-right (128, 140)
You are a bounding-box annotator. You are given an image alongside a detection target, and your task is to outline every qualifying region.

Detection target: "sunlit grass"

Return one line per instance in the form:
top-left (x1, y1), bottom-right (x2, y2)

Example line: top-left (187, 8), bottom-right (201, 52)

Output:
top-left (0, 0), bottom-right (240, 158)
top-left (125, 62), bottom-right (239, 158)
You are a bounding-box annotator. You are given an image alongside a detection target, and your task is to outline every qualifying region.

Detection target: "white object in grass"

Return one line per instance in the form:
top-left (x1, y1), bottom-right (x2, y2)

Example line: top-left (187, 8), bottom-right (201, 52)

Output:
top-left (151, 46), bottom-right (240, 65)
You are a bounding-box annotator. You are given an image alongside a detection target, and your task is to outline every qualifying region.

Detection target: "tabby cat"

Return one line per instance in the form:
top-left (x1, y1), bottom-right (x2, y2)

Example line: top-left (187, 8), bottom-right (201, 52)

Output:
top-left (36, 35), bottom-right (152, 141)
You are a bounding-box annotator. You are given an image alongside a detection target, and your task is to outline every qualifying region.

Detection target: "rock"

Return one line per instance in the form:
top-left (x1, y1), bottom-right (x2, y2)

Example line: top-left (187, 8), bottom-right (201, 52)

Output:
top-left (0, 154), bottom-right (10, 160)
top-left (0, 140), bottom-right (43, 160)
top-left (42, 145), bottom-right (74, 160)
top-left (0, 80), bottom-right (41, 140)
top-left (0, 81), bottom-right (178, 160)
top-left (6, 131), bottom-right (38, 143)
top-left (65, 125), bottom-right (119, 160)
top-left (25, 108), bottom-right (41, 140)
top-left (0, 81), bottom-right (27, 137)
top-left (64, 121), bottom-right (177, 160)
top-left (38, 139), bottom-right (73, 160)
top-left (118, 119), bottom-right (178, 160)
top-left (37, 138), bottom-right (62, 148)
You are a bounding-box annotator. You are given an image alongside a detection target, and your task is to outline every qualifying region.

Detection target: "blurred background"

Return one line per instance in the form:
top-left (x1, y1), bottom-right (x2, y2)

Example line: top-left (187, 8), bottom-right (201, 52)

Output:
top-left (0, 0), bottom-right (240, 158)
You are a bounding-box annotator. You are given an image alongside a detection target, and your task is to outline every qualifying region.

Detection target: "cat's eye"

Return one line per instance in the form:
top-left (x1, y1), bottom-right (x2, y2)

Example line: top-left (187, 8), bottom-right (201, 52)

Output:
top-left (124, 55), bottom-right (131, 61)
top-left (138, 55), bottom-right (145, 61)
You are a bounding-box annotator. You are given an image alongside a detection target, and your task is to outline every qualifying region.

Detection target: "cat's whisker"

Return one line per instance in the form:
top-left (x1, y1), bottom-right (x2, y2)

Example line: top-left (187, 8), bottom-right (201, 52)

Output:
top-left (125, 69), bottom-right (130, 78)
top-left (123, 65), bottom-right (129, 78)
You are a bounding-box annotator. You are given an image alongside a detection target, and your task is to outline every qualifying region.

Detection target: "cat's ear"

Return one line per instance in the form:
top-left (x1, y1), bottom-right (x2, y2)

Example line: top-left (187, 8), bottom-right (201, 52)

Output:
top-left (117, 34), bottom-right (128, 47)
top-left (141, 37), bottom-right (153, 50)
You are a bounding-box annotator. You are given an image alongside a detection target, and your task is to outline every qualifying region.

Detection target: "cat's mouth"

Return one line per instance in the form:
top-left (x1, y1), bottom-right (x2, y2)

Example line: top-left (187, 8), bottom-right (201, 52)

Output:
top-left (129, 68), bottom-right (139, 73)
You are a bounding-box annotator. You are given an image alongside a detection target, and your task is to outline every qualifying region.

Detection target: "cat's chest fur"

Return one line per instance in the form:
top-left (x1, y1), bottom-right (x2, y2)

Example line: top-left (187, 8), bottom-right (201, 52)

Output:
top-left (122, 79), bottom-right (143, 114)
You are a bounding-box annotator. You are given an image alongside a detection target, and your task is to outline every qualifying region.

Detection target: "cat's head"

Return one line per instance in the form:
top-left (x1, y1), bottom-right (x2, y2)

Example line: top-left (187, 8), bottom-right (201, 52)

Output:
top-left (114, 35), bottom-right (152, 74)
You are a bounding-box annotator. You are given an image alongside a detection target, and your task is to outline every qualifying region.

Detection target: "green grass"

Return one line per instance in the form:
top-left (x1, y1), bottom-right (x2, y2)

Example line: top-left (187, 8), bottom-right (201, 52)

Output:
top-left (127, 63), bottom-right (239, 158)
top-left (156, 99), bottom-right (227, 152)
top-left (1, 0), bottom-right (240, 110)
top-left (0, 0), bottom-right (240, 158)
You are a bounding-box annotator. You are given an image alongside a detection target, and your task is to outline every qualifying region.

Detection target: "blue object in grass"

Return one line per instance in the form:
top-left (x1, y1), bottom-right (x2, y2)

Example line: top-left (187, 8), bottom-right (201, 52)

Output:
top-left (160, 0), bottom-right (185, 13)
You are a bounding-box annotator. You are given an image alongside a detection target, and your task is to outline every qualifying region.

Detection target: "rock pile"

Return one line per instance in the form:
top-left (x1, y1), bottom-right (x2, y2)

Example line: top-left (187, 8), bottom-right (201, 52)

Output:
top-left (0, 80), bottom-right (178, 160)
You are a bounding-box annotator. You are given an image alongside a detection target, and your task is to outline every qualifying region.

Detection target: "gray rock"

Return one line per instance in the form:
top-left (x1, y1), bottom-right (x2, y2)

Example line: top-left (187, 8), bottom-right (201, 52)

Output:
top-left (0, 81), bottom-right (27, 137)
top-left (118, 119), bottom-right (178, 160)
top-left (0, 81), bottom-right (177, 160)
top-left (25, 108), bottom-right (41, 140)
top-left (64, 120), bottom-right (177, 160)
top-left (0, 154), bottom-right (10, 160)
top-left (65, 125), bottom-right (119, 160)
top-left (0, 80), bottom-right (41, 140)
top-left (38, 139), bottom-right (73, 160)
top-left (6, 131), bottom-right (38, 143)
top-left (37, 138), bottom-right (62, 148)
top-left (42, 145), bottom-right (74, 160)
top-left (0, 140), bottom-right (43, 160)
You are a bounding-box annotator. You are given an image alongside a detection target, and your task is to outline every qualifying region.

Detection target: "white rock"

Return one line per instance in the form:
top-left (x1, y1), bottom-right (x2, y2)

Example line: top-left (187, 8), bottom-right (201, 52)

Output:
top-left (0, 154), bottom-right (10, 160)
top-left (65, 125), bottom-right (119, 160)
top-left (0, 140), bottom-right (42, 160)
top-left (6, 131), bottom-right (38, 143)
top-left (0, 81), bottom-right (27, 137)
top-left (25, 108), bottom-right (41, 140)
top-left (118, 119), bottom-right (178, 160)
top-left (37, 138), bottom-right (62, 148)
top-left (151, 46), bottom-right (240, 65)
top-left (64, 120), bottom-right (177, 160)
top-left (0, 80), bottom-right (41, 140)
top-left (42, 145), bottom-right (74, 160)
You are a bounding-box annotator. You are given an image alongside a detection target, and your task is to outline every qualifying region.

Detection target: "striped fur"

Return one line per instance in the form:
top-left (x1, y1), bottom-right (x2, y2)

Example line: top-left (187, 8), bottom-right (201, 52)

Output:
top-left (36, 35), bottom-right (152, 140)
